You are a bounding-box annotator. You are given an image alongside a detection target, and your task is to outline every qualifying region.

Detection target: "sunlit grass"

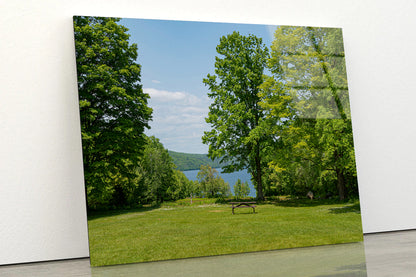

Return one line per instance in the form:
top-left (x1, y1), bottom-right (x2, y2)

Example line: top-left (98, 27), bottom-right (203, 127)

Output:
top-left (87, 199), bottom-right (363, 266)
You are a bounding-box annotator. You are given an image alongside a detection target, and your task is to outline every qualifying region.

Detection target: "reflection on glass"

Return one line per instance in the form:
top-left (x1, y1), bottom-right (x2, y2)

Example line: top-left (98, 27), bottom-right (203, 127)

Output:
top-left (269, 26), bottom-right (350, 120)
top-left (91, 242), bottom-right (367, 277)
top-left (261, 26), bottom-right (357, 202)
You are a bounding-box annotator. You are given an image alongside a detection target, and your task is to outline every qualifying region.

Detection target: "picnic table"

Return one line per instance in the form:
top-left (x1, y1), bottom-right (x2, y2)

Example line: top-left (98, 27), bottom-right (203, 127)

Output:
top-left (230, 202), bottom-right (256, 214)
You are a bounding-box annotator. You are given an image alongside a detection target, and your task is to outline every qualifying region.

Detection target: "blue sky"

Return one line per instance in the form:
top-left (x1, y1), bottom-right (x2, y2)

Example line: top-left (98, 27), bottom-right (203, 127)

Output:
top-left (120, 18), bottom-right (276, 154)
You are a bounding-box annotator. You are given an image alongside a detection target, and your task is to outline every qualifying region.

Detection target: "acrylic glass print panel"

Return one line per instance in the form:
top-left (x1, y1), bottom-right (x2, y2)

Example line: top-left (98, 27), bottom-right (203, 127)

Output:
top-left (73, 16), bottom-right (363, 266)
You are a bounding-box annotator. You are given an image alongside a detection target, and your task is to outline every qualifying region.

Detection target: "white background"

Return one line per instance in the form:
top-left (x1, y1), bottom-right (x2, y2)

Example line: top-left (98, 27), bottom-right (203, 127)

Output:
top-left (1, 0), bottom-right (416, 265)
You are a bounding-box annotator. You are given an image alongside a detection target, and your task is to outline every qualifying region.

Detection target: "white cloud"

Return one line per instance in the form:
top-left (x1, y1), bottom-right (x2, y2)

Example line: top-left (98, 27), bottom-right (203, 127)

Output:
top-left (182, 106), bottom-right (207, 113)
top-left (144, 88), bottom-right (186, 102)
top-left (144, 87), bottom-right (212, 153)
top-left (151, 79), bottom-right (161, 84)
top-left (144, 88), bottom-right (207, 106)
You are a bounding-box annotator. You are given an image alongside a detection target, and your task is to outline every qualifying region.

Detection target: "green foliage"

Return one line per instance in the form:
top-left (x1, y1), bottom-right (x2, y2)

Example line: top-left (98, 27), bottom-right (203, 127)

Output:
top-left (74, 16), bottom-right (152, 209)
top-left (196, 165), bottom-right (231, 198)
top-left (233, 179), bottom-right (250, 199)
top-left (203, 31), bottom-right (270, 200)
top-left (261, 26), bottom-right (358, 200)
top-left (168, 150), bottom-right (225, 171)
top-left (135, 136), bottom-right (207, 205)
top-left (171, 170), bottom-right (201, 199)
top-left (135, 136), bottom-right (178, 204)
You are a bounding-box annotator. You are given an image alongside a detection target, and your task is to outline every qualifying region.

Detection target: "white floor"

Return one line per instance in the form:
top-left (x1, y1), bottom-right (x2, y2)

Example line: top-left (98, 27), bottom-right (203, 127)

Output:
top-left (0, 230), bottom-right (415, 277)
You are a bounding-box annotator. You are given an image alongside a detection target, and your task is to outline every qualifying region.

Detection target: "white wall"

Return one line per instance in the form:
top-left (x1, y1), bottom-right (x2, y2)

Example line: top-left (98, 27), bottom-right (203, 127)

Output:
top-left (1, 0), bottom-right (415, 265)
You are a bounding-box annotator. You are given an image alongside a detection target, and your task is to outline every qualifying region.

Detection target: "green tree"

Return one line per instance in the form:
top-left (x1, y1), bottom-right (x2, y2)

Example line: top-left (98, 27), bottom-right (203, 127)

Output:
top-left (196, 165), bottom-right (230, 198)
top-left (171, 170), bottom-right (197, 200)
top-left (203, 31), bottom-right (269, 200)
top-left (264, 26), bottom-right (357, 199)
top-left (137, 136), bottom-right (177, 204)
top-left (188, 180), bottom-right (202, 198)
top-left (74, 16), bottom-right (152, 208)
top-left (257, 75), bottom-right (295, 196)
top-left (233, 179), bottom-right (250, 199)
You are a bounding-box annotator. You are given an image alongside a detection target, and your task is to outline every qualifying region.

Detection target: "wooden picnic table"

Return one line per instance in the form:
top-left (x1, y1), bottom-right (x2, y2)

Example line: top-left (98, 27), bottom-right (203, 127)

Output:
top-left (230, 201), bottom-right (256, 214)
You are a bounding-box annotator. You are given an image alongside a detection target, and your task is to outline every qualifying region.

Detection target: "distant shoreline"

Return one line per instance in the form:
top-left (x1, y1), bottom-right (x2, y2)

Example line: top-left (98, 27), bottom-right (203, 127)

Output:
top-left (181, 167), bottom-right (222, 172)
top-left (168, 150), bottom-right (226, 171)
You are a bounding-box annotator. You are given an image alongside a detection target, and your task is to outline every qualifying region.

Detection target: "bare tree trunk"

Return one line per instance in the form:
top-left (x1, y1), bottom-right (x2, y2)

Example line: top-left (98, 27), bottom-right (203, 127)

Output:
top-left (336, 168), bottom-right (346, 200)
top-left (334, 149), bottom-right (347, 200)
top-left (255, 145), bottom-right (264, 201)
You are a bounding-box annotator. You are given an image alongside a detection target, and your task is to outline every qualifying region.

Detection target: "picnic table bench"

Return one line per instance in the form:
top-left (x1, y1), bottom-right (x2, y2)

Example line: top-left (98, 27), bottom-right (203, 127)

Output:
top-left (230, 202), bottom-right (256, 214)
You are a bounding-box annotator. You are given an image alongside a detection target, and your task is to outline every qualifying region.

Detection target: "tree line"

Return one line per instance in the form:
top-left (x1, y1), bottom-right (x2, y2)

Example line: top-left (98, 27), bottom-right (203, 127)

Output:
top-left (74, 16), bottom-right (358, 209)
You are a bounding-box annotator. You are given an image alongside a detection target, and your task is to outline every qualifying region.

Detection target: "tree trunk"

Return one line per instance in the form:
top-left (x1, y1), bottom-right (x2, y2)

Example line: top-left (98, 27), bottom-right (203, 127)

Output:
top-left (336, 168), bottom-right (346, 200)
top-left (255, 145), bottom-right (264, 201)
top-left (333, 149), bottom-right (347, 200)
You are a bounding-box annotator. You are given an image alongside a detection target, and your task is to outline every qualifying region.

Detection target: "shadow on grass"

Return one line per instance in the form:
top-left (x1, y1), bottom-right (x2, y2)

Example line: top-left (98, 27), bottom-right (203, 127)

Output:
top-left (267, 199), bottom-right (361, 214)
top-left (328, 203), bottom-right (361, 214)
top-left (230, 210), bottom-right (257, 216)
top-left (87, 204), bottom-right (161, 220)
top-left (271, 199), bottom-right (348, 208)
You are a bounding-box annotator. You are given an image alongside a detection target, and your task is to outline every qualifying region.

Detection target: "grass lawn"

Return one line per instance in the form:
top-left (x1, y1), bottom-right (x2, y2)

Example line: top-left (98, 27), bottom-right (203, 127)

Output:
top-left (87, 199), bottom-right (363, 266)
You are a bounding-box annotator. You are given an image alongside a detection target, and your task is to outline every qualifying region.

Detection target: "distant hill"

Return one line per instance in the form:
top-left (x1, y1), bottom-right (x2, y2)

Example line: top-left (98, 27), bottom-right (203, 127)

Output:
top-left (168, 150), bottom-right (224, 171)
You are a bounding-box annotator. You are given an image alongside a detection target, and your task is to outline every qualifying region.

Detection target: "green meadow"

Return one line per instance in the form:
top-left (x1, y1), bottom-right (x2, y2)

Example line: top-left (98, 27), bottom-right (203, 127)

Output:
top-left (87, 199), bottom-right (363, 266)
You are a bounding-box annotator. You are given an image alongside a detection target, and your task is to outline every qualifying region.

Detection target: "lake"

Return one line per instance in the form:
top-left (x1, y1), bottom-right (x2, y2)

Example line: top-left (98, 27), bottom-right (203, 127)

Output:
top-left (182, 168), bottom-right (256, 197)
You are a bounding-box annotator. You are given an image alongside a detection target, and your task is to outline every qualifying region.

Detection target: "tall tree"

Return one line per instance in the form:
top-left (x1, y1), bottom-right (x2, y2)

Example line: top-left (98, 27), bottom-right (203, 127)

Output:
top-left (74, 16), bottom-right (152, 208)
top-left (203, 32), bottom-right (269, 200)
top-left (265, 26), bottom-right (357, 199)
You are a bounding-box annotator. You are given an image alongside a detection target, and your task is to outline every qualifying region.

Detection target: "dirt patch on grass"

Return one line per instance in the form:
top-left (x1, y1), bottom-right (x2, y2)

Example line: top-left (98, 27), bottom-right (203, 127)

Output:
top-left (198, 204), bottom-right (220, 208)
top-left (209, 210), bottom-right (225, 213)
